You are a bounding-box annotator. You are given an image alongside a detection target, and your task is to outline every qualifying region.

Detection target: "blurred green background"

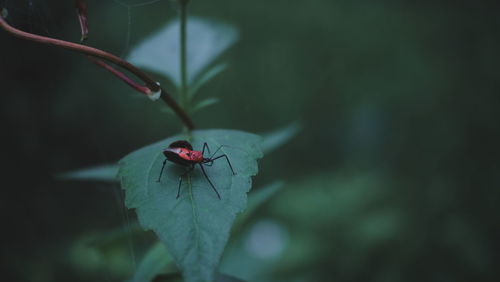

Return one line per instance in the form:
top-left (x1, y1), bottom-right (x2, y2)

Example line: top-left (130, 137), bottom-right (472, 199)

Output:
top-left (1, 0), bottom-right (499, 281)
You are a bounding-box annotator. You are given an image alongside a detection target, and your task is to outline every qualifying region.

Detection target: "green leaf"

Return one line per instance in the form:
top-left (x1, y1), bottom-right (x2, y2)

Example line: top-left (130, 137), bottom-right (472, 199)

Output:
top-left (192, 98), bottom-right (220, 113)
top-left (214, 273), bottom-right (246, 282)
top-left (118, 129), bottom-right (262, 282)
top-left (160, 107), bottom-right (176, 116)
top-left (58, 164), bottom-right (118, 182)
top-left (1, 8), bottom-right (8, 19)
top-left (245, 181), bottom-right (284, 216)
top-left (217, 182), bottom-right (284, 281)
top-left (128, 241), bottom-right (172, 282)
top-left (234, 181), bottom-right (284, 231)
top-left (128, 18), bottom-right (238, 88)
top-left (148, 272), bottom-right (245, 282)
top-left (260, 122), bottom-right (301, 154)
top-left (189, 63), bottom-right (228, 98)
top-left (57, 123), bottom-right (296, 185)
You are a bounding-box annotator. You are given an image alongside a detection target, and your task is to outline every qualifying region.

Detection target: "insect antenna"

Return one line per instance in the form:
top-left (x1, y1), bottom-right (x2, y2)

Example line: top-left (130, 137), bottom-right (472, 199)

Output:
top-left (208, 145), bottom-right (225, 159)
top-left (202, 142), bottom-right (211, 155)
top-left (209, 154), bottom-right (236, 175)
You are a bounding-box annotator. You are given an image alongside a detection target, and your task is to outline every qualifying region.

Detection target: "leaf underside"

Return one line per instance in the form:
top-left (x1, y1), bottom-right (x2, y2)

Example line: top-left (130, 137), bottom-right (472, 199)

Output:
top-left (118, 129), bottom-right (262, 282)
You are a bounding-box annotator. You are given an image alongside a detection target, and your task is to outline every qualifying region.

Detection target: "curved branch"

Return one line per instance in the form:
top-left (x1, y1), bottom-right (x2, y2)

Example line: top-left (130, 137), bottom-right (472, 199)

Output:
top-left (0, 14), bottom-right (194, 130)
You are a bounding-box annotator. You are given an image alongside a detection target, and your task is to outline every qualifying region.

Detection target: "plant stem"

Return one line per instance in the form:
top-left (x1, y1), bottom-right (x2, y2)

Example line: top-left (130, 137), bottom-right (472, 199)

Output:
top-left (0, 13), bottom-right (195, 130)
top-left (179, 0), bottom-right (189, 112)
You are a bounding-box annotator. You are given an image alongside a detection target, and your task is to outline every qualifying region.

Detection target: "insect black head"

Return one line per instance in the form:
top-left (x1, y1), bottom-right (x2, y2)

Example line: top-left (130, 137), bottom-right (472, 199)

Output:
top-left (169, 140), bottom-right (193, 150)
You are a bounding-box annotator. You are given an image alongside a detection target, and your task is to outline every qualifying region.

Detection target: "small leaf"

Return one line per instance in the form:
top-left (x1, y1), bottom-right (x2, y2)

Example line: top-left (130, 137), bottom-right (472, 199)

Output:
top-left (245, 181), bottom-right (284, 218)
top-left (59, 164), bottom-right (118, 182)
top-left (119, 129), bottom-right (262, 282)
top-left (189, 63), bottom-right (228, 98)
top-left (1, 8), bottom-right (8, 19)
top-left (192, 98), bottom-right (220, 113)
top-left (128, 17), bottom-right (238, 88)
top-left (215, 273), bottom-right (246, 282)
top-left (129, 241), bottom-right (172, 282)
top-left (160, 107), bottom-right (176, 116)
top-left (260, 122), bottom-right (301, 154)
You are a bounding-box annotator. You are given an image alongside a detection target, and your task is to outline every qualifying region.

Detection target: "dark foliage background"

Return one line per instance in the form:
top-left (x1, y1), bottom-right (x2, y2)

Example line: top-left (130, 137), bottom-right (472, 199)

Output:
top-left (1, 0), bottom-right (499, 281)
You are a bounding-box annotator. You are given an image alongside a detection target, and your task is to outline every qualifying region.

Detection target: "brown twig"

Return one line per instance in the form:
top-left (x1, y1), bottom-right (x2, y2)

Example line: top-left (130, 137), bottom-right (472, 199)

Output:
top-left (0, 13), bottom-right (195, 130)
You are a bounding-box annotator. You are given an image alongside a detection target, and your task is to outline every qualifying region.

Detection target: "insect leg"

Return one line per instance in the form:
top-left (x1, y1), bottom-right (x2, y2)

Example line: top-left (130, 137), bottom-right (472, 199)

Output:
top-left (199, 164), bottom-right (221, 199)
top-left (208, 145), bottom-right (224, 159)
top-left (177, 175), bottom-right (182, 199)
top-left (177, 165), bottom-right (194, 199)
top-left (202, 142), bottom-right (211, 155)
top-left (210, 154), bottom-right (236, 175)
top-left (157, 159), bottom-right (167, 182)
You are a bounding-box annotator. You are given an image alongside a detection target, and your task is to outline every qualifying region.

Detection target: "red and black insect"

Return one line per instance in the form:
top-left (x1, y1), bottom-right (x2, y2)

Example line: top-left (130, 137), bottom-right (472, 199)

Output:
top-left (157, 140), bottom-right (235, 199)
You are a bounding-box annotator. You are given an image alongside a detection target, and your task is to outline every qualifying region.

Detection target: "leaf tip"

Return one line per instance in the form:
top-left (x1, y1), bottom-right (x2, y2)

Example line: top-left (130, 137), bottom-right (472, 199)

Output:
top-left (1, 8), bottom-right (8, 19)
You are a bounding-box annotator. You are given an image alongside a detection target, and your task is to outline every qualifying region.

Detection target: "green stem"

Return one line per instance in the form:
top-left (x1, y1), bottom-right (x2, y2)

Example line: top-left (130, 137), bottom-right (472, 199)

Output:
top-left (179, 0), bottom-right (189, 113)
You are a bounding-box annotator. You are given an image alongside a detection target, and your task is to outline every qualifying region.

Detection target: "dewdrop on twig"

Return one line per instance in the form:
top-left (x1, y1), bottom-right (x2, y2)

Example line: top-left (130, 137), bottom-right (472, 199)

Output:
top-left (147, 82), bottom-right (162, 101)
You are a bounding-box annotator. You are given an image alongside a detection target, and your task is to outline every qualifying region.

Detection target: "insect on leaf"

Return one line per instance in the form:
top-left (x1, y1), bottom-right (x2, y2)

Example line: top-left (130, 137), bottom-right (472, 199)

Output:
top-left (118, 129), bottom-right (262, 282)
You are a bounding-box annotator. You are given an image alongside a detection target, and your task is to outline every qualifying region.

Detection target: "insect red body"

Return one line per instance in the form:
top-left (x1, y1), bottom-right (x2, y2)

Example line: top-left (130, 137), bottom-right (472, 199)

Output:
top-left (158, 140), bottom-right (235, 199)
top-left (163, 147), bottom-right (204, 164)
